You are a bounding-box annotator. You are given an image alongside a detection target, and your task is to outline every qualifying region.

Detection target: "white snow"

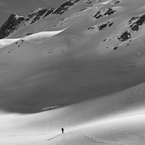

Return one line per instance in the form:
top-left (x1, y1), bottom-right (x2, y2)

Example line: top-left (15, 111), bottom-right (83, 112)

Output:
top-left (0, 28), bottom-right (67, 49)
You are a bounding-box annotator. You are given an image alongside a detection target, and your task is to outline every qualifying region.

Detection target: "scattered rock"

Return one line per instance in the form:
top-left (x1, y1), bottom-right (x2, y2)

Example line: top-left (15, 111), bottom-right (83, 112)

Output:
top-left (118, 31), bottom-right (131, 41)
top-left (113, 46), bottom-right (119, 50)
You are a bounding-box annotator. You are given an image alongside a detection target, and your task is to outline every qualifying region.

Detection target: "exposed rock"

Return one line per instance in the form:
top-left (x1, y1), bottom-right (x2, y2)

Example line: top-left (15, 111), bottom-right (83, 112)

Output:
top-left (128, 16), bottom-right (139, 24)
top-left (98, 21), bottom-right (113, 30)
top-left (94, 11), bottom-right (102, 19)
top-left (25, 32), bottom-right (33, 36)
top-left (43, 8), bottom-right (54, 18)
top-left (129, 14), bottom-right (145, 31)
top-left (114, 0), bottom-right (120, 4)
top-left (113, 46), bottom-right (119, 50)
top-left (0, 7), bottom-right (54, 39)
top-left (104, 8), bottom-right (116, 16)
top-left (84, 0), bottom-right (97, 5)
top-left (53, 0), bottom-right (80, 15)
top-left (0, 14), bottom-right (24, 39)
top-left (25, 7), bottom-right (53, 24)
top-left (94, 7), bottom-right (117, 19)
top-left (118, 31), bottom-right (131, 41)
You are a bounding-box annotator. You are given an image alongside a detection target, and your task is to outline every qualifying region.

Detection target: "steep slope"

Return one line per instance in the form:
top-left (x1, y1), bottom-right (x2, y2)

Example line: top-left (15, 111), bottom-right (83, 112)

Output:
top-left (24, 7), bottom-right (54, 25)
top-left (0, 7), bottom-right (54, 39)
top-left (52, 0), bottom-right (81, 15)
top-left (1, 0), bottom-right (145, 114)
top-left (1, 0), bottom-right (145, 145)
top-left (0, 0), bottom-right (82, 39)
top-left (0, 14), bottom-right (24, 39)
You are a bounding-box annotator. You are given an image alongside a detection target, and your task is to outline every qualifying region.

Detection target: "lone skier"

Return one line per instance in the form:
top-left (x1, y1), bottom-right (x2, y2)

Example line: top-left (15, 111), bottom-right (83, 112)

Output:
top-left (61, 128), bottom-right (64, 134)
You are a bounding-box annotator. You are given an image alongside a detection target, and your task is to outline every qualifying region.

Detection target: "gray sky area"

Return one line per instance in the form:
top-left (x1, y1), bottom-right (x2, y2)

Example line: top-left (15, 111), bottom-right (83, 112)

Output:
top-left (0, 0), bottom-right (66, 26)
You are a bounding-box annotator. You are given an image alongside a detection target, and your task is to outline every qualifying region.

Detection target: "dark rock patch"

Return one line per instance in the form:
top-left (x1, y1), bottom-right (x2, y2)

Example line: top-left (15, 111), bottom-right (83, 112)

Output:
top-left (102, 39), bottom-right (106, 42)
top-left (87, 26), bottom-right (95, 30)
top-left (129, 14), bottom-right (145, 31)
top-left (113, 46), bottom-right (119, 50)
top-left (98, 23), bottom-right (108, 30)
top-left (53, 0), bottom-right (80, 15)
top-left (25, 32), bottom-right (33, 36)
top-left (108, 22), bottom-right (113, 27)
top-left (118, 31), bottom-right (131, 41)
top-left (25, 8), bottom-right (50, 24)
top-left (43, 8), bottom-right (54, 18)
top-left (128, 16), bottom-right (139, 24)
top-left (94, 11), bottom-right (102, 19)
top-left (94, 7), bottom-right (116, 19)
top-left (0, 14), bottom-right (24, 39)
top-left (114, 0), bottom-right (120, 4)
top-left (98, 21), bottom-right (113, 30)
top-left (104, 8), bottom-right (116, 16)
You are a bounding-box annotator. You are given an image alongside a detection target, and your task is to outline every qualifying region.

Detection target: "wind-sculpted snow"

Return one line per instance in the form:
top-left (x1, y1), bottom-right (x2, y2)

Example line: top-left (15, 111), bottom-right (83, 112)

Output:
top-left (1, 0), bottom-right (145, 144)
top-left (0, 38), bottom-right (20, 49)
top-left (0, 29), bottom-right (66, 49)
top-left (24, 28), bottom-right (67, 41)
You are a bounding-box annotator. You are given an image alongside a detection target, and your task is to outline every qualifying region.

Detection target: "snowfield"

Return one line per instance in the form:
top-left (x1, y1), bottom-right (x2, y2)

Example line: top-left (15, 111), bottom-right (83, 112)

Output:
top-left (0, 0), bottom-right (145, 144)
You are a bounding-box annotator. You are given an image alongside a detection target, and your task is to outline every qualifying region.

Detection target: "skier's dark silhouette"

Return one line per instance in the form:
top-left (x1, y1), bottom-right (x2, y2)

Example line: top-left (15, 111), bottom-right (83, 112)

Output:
top-left (61, 128), bottom-right (64, 134)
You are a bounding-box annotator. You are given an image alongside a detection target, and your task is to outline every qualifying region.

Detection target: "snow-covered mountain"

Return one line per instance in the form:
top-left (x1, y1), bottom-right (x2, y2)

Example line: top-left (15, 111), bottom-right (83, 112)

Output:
top-left (0, 7), bottom-right (55, 39)
top-left (1, 0), bottom-right (145, 145)
top-left (0, 0), bottom-right (145, 112)
top-left (24, 7), bottom-right (54, 25)
top-left (0, 0), bottom-right (82, 39)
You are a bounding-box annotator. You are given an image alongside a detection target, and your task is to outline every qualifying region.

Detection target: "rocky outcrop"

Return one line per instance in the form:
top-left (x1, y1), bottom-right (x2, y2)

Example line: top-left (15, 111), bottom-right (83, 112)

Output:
top-left (43, 8), bottom-right (54, 18)
top-left (94, 7), bottom-right (117, 19)
top-left (0, 7), bottom-right (54, 39)
top-left (25, 7), bottom-right (54, 24)
top-left (129, 14), bottom-right (145, 31)
top-left (0, 0), bottom-right (81, 39)
top-left (53, 0), bottom-right (80, 15)
top-left (0, 14), bottom-right (24, 39)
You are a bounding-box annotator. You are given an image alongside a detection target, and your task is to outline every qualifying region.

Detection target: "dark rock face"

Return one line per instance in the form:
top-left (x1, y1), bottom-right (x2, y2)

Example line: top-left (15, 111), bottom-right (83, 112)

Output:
top-left (118, 31), bottom-right (131, 41)
top-left (84, 0), bottom-right (97, 5)
top-left (113, 0), bottom-right (120, 4)
top-left (129, 14), bottom-right (145, 31)
top-left (0, 7), bottom-right (54, 39)
top-left (0, 0), bottom-right (81, 39)
top-left (53, 0), bottom-right (80, 15)
top-left (94, 11), bottom-right (102, 19)
top-left (0, 14), bottom-right (24, 39)
top-left (25, 8), bottom-right (54, 24)
top-left (43, 8), bottom-right (54, 18)
top-left (94, 8), bottom-right (116, 19)
top-left (104, 8), bottom-right (116, 16)
top-left (98, 21), bottom-right (113, 30)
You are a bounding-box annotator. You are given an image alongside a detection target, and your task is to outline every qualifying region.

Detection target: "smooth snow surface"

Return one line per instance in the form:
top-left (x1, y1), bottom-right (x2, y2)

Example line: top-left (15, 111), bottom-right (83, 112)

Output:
top-left (0, 38), bottom-right (20, 49)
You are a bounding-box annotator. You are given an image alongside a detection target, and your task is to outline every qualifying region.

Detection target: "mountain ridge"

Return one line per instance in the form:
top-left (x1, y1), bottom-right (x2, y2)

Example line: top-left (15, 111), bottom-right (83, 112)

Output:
top-left (0, 7), bottom-right (55, 39)
top-left (0, 0), bottom-right (81, 39)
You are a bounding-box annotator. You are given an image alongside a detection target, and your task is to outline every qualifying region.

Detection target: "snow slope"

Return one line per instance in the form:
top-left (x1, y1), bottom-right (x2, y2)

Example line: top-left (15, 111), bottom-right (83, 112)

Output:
top-left (0, 0), bottom-right (145, 144)
top-left (0, 28), bottom-right (66, 49)
top-left (0, 83), bottom-right (145, 145)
